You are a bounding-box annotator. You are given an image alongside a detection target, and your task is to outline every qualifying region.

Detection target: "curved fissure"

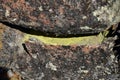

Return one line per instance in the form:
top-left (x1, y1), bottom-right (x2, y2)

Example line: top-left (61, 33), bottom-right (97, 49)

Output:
top-left (0, 21), bottom-right (99, 38)
top-left (0, 21), bottom-right (110, 46)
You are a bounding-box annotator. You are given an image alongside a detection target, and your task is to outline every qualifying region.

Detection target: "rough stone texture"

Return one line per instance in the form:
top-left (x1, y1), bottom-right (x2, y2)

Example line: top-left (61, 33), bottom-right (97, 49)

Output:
top-left (0, 0), bottom-right (120, 36)
top-left (0, 23), bottom-right (119, 80)
top-left (0, 0), bottom-right (120, 80)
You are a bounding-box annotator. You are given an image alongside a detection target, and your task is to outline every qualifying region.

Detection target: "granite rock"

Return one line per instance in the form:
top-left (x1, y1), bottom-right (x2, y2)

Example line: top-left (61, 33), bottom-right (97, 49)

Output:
top-left (0, 23), bottom-right (119, 80)
top-left (0, 0), bottom-right (120, 36)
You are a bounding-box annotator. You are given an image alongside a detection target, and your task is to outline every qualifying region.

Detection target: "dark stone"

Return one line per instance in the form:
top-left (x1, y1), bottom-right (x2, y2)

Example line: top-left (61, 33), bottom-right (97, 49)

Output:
top-left (0, 23), bottom-right (119, 80)
top-left (0, 0), bottom-right (120, 36)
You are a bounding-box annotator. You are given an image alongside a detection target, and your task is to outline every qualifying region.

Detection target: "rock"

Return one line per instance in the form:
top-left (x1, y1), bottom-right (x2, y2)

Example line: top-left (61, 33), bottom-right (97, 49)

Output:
top-left (0, 0), bottom-right (120, 79)
top-left (0, 0), bottom-right (120, 36)
top-left (0, 23), bottom-right (119, 80)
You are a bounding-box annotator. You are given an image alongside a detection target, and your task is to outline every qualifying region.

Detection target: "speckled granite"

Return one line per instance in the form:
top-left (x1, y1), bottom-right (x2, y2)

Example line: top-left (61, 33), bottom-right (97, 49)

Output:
top-left (0, 0), bottom-right (120, 36)
top-left (0, 0), bottom-right (120, 80)
top-left (0, 23), bottom-right (119, 80)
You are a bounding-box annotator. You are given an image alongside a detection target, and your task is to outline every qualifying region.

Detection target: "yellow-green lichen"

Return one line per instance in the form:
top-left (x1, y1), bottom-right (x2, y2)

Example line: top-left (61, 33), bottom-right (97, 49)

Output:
top-left (23, 31), bottom-right (108, 46)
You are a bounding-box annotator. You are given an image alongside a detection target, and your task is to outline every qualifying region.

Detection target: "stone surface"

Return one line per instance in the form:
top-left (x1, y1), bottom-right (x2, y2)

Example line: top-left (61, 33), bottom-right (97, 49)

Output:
top-left (0, 23), bottom-right (119, 80)
top-left (0, 0), bottom-right (120, 36)
top-left (0, 0), bottom-right (120, 79)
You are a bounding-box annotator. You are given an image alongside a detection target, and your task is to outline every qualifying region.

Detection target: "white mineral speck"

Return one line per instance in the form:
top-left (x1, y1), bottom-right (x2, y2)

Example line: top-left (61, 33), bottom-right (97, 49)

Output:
top-left (78, 66), bottom-right (89, 73)
top-left (49, 9), bottom-right (53, 13)
top-left (7, 70), bottom-right (14, 78)
top-left (39, 6), bottom-right (43, 11)
top-left (37, 73), bottom-right (45, 80)
top-left (80, 26), bottom-right (92, 30)
top-left (82, 16), bottom-right (87, 19)
top-left (12, 18), bottom-right (17, 21)
top-left (46, 62), bottom-right (57, 71)
top-left (110, 54), bottom-right (115, 59)
top-left (5, 10), bottom-right (10, 17)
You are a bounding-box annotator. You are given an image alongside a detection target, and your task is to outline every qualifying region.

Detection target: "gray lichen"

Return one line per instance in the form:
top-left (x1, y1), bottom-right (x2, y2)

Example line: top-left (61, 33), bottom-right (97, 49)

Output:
top-left (93, 0), bottom-right (120, 26)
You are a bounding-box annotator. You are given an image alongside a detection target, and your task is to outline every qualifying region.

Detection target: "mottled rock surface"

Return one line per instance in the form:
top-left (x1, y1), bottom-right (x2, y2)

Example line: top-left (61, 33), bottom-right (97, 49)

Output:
top-left (0, 23), bottom-right (119, 80)
top-left (0, 0), bottom-right (120, 36)
top-left (0, 0), bottom-right (120, 80)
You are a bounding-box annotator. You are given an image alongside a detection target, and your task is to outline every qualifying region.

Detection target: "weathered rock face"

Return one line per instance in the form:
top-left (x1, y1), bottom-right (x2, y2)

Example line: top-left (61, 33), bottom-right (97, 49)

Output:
top-left (0, 23), bottom-right (119, 80)
top-left (0, 0), bottom-right (120, 80)
top-left (0, 0), bottom-right (120, 36)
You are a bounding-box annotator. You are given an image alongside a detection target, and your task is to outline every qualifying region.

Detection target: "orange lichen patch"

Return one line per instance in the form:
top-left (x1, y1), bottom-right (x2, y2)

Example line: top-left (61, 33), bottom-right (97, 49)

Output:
top-left (39, 13), bottom-right (51, 25)
top-left (81, 46), bottom-right (93, 54)
top-left (11, 0), bottom-right (34, 11)
top-left (81, 45), bottom-right (100, 54)
top-left (0, 23), bottom-right (6, 49)
top-left (28, 15), bottom-right (37, 21)
top-left (44, 45), bottom-right (61, 51)
top-left (43, 45), bottom-right (77, 60)
top-left (70, 45), bottom-right (77, 50)
top-left (7, 70), bottom-right (21, 80)
top-left (43, 18), bottom-right (51, 25)
top-left (58, 6), bottom-right (64, 15)
top-left (2, 0), bottom-right (35, 19)
top-left (2, 4), bottom-right (11, 11)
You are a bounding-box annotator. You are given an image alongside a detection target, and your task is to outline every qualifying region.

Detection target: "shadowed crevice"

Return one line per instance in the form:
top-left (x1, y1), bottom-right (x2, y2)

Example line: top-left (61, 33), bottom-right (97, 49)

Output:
top-left (0, 21), bottom-right (99, 38)
top-left (0, 67), bottom-right (9, 80)
top-left (112, 22), bottom-right (120, 74)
